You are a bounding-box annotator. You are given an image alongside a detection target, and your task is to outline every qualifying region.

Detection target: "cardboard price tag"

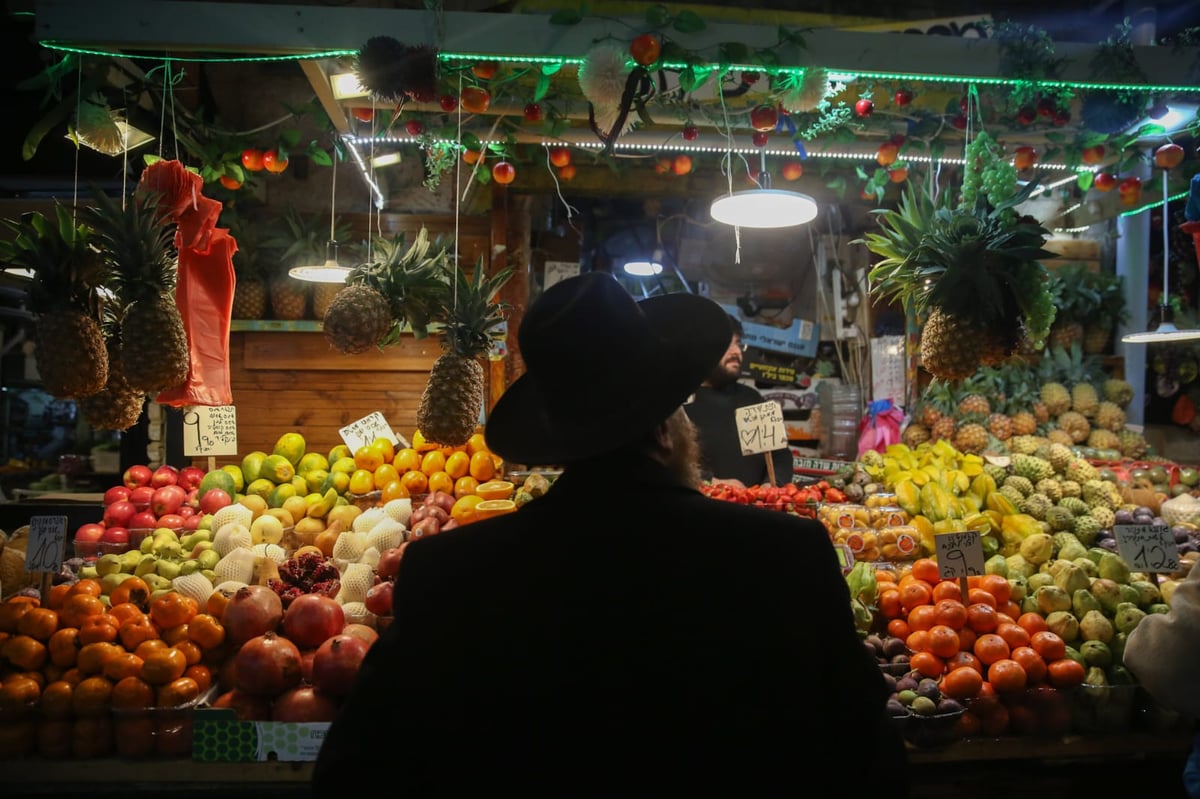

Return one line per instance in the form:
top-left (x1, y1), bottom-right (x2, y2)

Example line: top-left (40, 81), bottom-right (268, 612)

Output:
top-left (182, 406), bottom-right (239, 457)
top-left (339, 412), bottom-right (399, 454)
top-left (935, 531), bottom-right (985, 579)
top-left (26, 515), bottom-right (67, 574)
top-left (1113, 524), bottom-right (1180, 573)
top-left (734, 400), bottom-right (787, 456)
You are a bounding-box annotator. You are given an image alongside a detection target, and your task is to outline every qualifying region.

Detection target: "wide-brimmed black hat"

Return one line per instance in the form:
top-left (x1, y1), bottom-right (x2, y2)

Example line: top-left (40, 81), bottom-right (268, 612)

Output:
top-left (485, 272), bottom-right (732, 465)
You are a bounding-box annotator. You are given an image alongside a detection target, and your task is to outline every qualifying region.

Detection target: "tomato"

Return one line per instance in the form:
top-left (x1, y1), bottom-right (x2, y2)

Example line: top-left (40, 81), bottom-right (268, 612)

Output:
top-left (629, 33), bottom-right (661, 66)
top-left (241, 148), bottom-right (264, 171)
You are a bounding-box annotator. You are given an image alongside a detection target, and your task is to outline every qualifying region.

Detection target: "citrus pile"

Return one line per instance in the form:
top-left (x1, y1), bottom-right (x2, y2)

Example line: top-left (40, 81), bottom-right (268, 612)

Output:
top-left (342, 430), bottom-right (504, 503)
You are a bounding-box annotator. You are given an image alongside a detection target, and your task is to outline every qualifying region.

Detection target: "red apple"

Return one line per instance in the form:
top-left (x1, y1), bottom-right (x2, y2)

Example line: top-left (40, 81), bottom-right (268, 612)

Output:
top-left (177, 505), bottom-right (196, 518)
top-left (182, 515), bottom-right (203, 531)
top-left (101, 526), bottom-right (130, 545)
top-left (156, 513), bottom-right (186, 530)
top-left (523, 103), bottom-right (542, 122)
top-left (103, 500), bottom-right (137, 529)
top-left (682, 124), bottom-right (698, 141)
top-left (1016, 106), bottom-right (1037, 126)
top-left (151, 464), bottom-right (180, 488)
top-left (1036, 97), bottom-right (1057, 118)
top-left (751, 131), bottom-right (769, 147)
top-left (128, 510), bottom-right (160, 531)
top-left (123, 464), bottom-right (153, 489)
top-left (103, 485), bottom-right (132, 506)
top-left (178, 466), bottom-right (205, 491)
top-left (74, 523), bottom-right (106, 543)
top-left (854, 98), bottom-right (874, 118)
top-left (151, 484), bottom-right (187, 517)
top-left (129, 485), bottom-right (155, 510)
top-left (199, 488), bottom-right (233, 515)
top-left (893, 89), bottom-right (913, 107)
top-left (185, 488), bottom-right (199, 508)
top-left (1093, 172), bottom-right (1117, 192)
top-left (405, 119), bottom-right (424, 136)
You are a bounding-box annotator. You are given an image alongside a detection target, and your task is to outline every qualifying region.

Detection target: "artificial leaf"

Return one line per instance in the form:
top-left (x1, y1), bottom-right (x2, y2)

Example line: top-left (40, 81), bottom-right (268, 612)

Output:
top-left (929, 139), bottom-right (946, 162)
top-left (541, 63), bottom-right (563, 77)
top-left (646, 5), bottom-right (671, 27)
top-left (279, 129), bottom-right (302, 148)
top-left (461, 132), bottom-right (484, 151)
top-left (144, 154), bottom-right (163, 167)
top-left (678, 66), bottom-right (698, 92)
top-left (755, 50), bottom-right (780, 67)
top-left (673, 10), bottom-right (706, 33)
top-left (1076, 171), bottom-right (1095, 191)
top-left (308, 145), bottom-right (333, 166)
top-left (779, 26), bottom-right (808, 47)
top-left (534, 73), bottom-right (551, 102)
top-left (718, 42), bottom-right (749, 63)
top-left (21, 91), bottom-right (78, 161)
top-left (225, 162), bottom-right (246, 182)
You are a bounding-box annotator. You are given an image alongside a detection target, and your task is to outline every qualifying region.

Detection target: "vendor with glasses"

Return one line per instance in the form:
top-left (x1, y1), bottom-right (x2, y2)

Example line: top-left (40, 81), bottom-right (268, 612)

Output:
top-left (684, 314), bottom-right (794, 487)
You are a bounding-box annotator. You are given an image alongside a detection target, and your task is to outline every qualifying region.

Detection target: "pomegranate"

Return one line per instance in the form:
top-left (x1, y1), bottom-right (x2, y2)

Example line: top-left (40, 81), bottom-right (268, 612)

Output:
top-left (222, 585), bottom-right (284, 645)
top-left (376, 546), bottom-right (404, 581)
top-left (233, 631), bottom-right (303, 698)
top-left (272, 686), bottom-right (340, 723)
top-left (300, 648), bottom-right (317, 683)
top-left (212, 688), bottom-right (274, 721)
top-left (364, 580), bottom-right (395, 617)
top-left (282, 593), bottom-right (346, 650)
top-left (343, 623), bottom-right (380, 648)
top-left (312, 634), bottom-right (371, 698)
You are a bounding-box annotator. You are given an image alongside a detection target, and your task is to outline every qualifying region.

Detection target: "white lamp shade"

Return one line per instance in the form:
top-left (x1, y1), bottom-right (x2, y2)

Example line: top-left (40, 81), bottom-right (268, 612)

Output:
top-left (710, 189), bottom-right (818, 228)
top-left (289, 260), bottom-right (351, 283)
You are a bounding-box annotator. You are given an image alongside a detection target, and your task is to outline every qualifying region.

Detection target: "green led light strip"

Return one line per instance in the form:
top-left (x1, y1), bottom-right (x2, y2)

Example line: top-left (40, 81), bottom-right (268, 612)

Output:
top-left (1119, 188), bottom-right (1190, 217)
top-left (40, 41), bottom-right (357, 63)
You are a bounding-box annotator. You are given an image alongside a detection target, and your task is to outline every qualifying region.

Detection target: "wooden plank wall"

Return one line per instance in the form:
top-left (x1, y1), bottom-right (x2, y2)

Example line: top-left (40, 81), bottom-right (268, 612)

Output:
top-left (192, 331), bottom-right (441, 468)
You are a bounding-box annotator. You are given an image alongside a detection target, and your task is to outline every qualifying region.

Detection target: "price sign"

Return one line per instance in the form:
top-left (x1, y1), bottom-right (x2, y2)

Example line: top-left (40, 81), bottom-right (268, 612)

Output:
top-left (26, 516), bottom-right (67, 574)
top-left (1113, 524), bottom-right (1180, 573)
top-left (182, 406), bottom-right (239, 457)
top-left (339, 412), bottom-right (399, 454)
top-left (935, 531), bottom-right (985, 579)
top-left (734, 400), bottom-right (787, 456)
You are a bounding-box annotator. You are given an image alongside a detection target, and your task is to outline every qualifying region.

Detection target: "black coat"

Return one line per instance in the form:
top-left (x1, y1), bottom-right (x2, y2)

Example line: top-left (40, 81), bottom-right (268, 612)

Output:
top-left (313, 453), bottom-right (907, 797)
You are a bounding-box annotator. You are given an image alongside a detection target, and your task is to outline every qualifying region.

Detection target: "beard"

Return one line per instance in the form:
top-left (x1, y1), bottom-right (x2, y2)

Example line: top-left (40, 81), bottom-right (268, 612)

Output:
top-left (705, 356), bottom-right (741, 388)
top-left (661, 407), bottom-right (703, 488)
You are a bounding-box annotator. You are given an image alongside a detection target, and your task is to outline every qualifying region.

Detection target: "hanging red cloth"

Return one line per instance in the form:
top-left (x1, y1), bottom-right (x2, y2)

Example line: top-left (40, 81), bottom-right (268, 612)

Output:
top-left (137, 159), bottom-right (237, 407)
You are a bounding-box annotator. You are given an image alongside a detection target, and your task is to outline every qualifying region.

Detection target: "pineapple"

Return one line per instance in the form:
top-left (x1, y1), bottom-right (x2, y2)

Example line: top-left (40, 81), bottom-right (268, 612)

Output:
top-left (86, 191), bottom-right (189, 395)
top-left (1040, 382), bottom-right (1072, 416)
top-left (986, 412), bottom-right (1013, 441)
top-left (233, 278), bottom-right (268, 320)
top-left (416, 258), bottom-right (513, 446)
top-left (1104, 378), bottom-right (1135, 408)
top-left (1070, 382), bottom-right (1100, 418)
top-left (324, 229), bottom-right (449, 354)
top-left (1094, 401), bottom-right (1126, 433)
top-left (0, 204), bottom-right (108, 399)
top-left (78, 317), bottom-right (146, 431)
top-left (1010, 411), bottom-right (1038, 436)
top-left (957, 386), bottom-right (992, 418)
top-left (224, 207), bottom-right (268, 320)
top-left (1032, 400), bottom-right (1051, 424)
top-left (312, 283), bottom-right (342, 320)
top-left (1046, 428), bottom-right (1074, 447)
top-left (270, 278), bottom-right (309, 320)
top-left (931, 416), bottom-right (957, 443)
top-left (1056, 410), bottom-right (1091, 444)
top-left (953, 422), bottom-right (989, 454)
top-left (901, 423), bottom-right (931, 448)
top-left (261, 206), bottom-right (352, 321)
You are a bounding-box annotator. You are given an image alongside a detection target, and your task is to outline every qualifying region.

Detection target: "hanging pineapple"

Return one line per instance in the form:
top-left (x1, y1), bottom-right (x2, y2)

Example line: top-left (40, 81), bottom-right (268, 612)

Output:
top-left (86, 190), bottom-right (190, 394)
top-left (416, 258), bottom-right (513, 447)
top-left (77, 307), bottom-right (147, 431)
top-left (0, 204), bottom-right (108, 398)
top-left (324, 228), bottom-right (449, 354)
top-left (861, 131), bottom-right (1057, 382)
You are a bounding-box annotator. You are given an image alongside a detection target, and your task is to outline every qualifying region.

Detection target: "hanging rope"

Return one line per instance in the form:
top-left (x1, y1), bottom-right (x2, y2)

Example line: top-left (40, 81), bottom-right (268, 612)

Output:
top-left (72, 59), bottom-right (82, 226)
top-left (717, 71), bottom-right (743, 264)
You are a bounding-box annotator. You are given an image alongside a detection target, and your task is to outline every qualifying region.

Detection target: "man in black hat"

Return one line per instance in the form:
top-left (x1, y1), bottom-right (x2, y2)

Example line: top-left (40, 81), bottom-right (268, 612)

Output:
top-left (313, 273), bottom-right (908, 797)
top-left (685, 313), bottom-right (795, 487)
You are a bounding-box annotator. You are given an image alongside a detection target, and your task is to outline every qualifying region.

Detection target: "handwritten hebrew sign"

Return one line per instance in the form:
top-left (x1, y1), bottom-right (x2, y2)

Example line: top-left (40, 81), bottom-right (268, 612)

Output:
top-left (1113, 524), bottom-right (1180, 573)
top-left (339, 412), bottom-right (399, 454)
top-left (26, 516), bottom-right (67, 573)
top-left (935, 531), bottom-right (985, 579)
top-left (182, 406), bottom-right (238, 457)
top-left (735, 400), bottom-right (787, 456)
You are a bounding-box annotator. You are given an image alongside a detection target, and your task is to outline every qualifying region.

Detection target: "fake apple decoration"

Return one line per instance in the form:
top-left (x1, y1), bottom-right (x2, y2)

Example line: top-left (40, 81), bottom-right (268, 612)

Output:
top-left (1013, 146), bottom-right (1037, 171)
top-left (749, 104), bottom-right (778, 132)
top-left (854, 98), bottom-right (874, 118)
top-left (491, 161), bottom-right (516, 185)
top-left (682, 124), bottom-right (698, 141)
top-left (751, 131), bottom-right (769, 147)
top-left (780, 161), bottom-right (803, 181)
top-left (876, 142), bottom-right (899, 167)
top-left (523, 103), bottom-right (542, 122)
top-left (1081, 145), bottom-right (1106, 165)
top-left (893, 89), bottom-right (913, 107)
top-left (1093, 172), bottom-right (1117, 192)
top-left (405, 119), bottom-right (424, 136)
top-left (1155, 143), bottom-right (1185, 169)
top-left (629, 33), bottom-right (661, 66)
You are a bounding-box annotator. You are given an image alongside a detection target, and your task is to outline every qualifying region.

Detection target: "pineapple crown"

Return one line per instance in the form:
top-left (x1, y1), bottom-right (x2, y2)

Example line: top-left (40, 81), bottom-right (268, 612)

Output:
top-left (219, 205), bottom-right (269, 281)
top-left (262, 206), bottom-right (354, 273)
top-left (84, 189), bottom-right (178, 305)
top-left (0, 203), bottom-right (100, 312)
top-left (435, 257), bottom-right (513, 358)
top-left (1044, 340), bottom-right (1107, 388)
top-left (346, 227), bottom-right (450, 342)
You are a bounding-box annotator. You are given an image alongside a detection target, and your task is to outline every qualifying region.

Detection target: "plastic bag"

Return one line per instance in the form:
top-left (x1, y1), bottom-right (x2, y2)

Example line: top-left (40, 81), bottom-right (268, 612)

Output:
top-left (858, 399), bottom-right (904, 457)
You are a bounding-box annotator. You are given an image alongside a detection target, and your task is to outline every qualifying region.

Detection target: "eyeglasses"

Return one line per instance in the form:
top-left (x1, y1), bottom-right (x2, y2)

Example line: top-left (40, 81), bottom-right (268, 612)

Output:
top-left (732, 338), bottom-right (747, 353)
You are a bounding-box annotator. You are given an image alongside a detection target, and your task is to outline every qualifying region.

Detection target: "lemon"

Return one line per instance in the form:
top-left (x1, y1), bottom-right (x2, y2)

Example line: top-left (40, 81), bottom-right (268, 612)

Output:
top-left (273, 432), bottom-right (307, 467)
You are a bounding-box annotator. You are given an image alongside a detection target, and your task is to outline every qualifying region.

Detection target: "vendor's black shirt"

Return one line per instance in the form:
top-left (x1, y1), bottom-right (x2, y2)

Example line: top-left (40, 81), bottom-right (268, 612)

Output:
top-left (685, 381), bottom-right (793, 486)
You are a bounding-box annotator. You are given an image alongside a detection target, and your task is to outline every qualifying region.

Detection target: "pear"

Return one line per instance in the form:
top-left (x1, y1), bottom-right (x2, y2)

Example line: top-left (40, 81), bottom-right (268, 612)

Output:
top-left (1113, 602), bottom-right (1147, 635)
top-left (197, 548), bottom-right (221, 571)
top-left (1072, 557), bottom-right (1098, 578)
top-left (95, 553), bottom-right (124, 577)
top-left (155, 558), bottom-right (182, 581)
top-left (1079, 609), bottom-right (1114, 643)
top-left (1036, 584), bottom-right (1072, 614)
top-left (1073, 588), bottom-right (1102, 618)
top-left (1098, 552), bottom-right (1131, 584)
top-left (119, 549), bottom-right (143, 573)
top-left (100, 571), bottom-right (135, 595)
top-left (1079, 639), bottom-right (1112, 668)
top-left (134, 554), bottom-right (159, 578)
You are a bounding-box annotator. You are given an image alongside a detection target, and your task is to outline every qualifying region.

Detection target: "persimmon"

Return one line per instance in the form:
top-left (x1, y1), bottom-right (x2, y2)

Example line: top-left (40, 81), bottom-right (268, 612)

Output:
top-left (76, 641), bottom-right (122, 676)
top-left (16, 607), bottom-right (58, 641)
top-left (71, 675), bottom-right (114, 716)
top-left (110, 576), bottom-right (151, 609)
top-left (101, 651), bottom-right (145, 682)
top-left (932, 599), bottom-right (968, 631)
top-left (995, 622), bottom-right (1031, 651)
top-left (946, 650), bottom-right (982, 674)
top-left (39, 680), bottom-right (76, 720)
top-left (1030, 630), bottom-right (1066, 662)
top-left (150, 593), bottom-right (198, 630)
top-left (59, 594), bottom-right (106, 629)
top-left (0, 599), bottom-right (36, 634)
top-left (187, 614), bottom-right (226, 651)
top-left (899, 580), bottom-right (933, 613)
top-left (36, 718), bottom-right (73, 758)
top-left (910, 650), bottom-right (945, 678)
top-left (173, 640), bottom-right (203, 667)
top-left (67, 578), bottom-right (102, 598)
top-left (1017, 612), bottom-right (1049, 636)
top-left (877, 588), bottom-right (902, 619)
top-left (954, 710), bottom-right (984, 738)
top-left (72, 715), bottom-right (114, 758)
top-left (1011, 646), bottom-right (1047, 685)
top-left (161, 623), bottom-right (190, 646)
top-left (941, 665), bottom-right (984, 699)
top-left (910, 558), bottom-right (941, 584)
top-left (1047, 658), bottom-right (1086, 688)
top-left (113, 715), bottom-right (156, 758)
top-left (973, 633), bottom-right (1011, 666)
top-left (907, 604), bottom-right (937, 632)
top-left (2, 634), bottom-right (48, 671)
top-left (45, 583), bottom-right (72, 611)
top-left (886, 618), bottom-right (910, 640)
top-left (931, 580), bottom-right (964, 603)
top-left (78, 614), bottom-right (120, 646)
top-left (142, 647), bottom-right (187, 685)
top-left (111, 675), bottom-right (156, 710)
top-left (119, 616), bottom-right (160, 652)
top-left (134, 638), bottom-right (168, 660)
top-left (184, 664), bottom-right (213, 693)
top-left (157, 676), bottom-right (200, 708)
top-left (986, 658), bottom-right (1027, 694)
top-left (966, 602), bottom-right (999, 634)
top-left (926, 625), bottom-right (962, 659)
top-left (0, 676), bottom-right (41, 722)
top-left (108, 602), bottom-right (146, 627)
top-left (905, 629), bottom-right (930, 653)
top-left (968, 588), bottom-right (998, 608)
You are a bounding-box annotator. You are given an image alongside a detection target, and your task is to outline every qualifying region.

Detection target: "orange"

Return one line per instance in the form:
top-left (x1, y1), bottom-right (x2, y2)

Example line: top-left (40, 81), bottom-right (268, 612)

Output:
top-left (911, 558), bottom-right (941, 584)
top-left (394, 448), bottom-right (422, 473)
top-left (354, 445), bottom-right (385, 471)
top-left (978, 574), bottom-right (1012, 605)
top-left (877, 588), bottom-right (902, 619)
top-left (475, 480), bottom-right (514, 501)
top-left (454, 475), bottom-right (480, 499)
top-left (445, 451), bottom-right (471, 480)
top-left (374, 464), bottom-right (400, 488)
top-left (1017, 612), bottom-right (1049, 637)
top-left (1046, 657), bottom-right (1086, 688)
top-left (369, 437), bottom-right (396, 463)
top-left (427, 471), bottom-right (454, 495)
top-left (947, 650), bottom-right (982, 674)
top-left (381, 479), bottom-right (411, 502)
top-left (995, 622), bottom-right (1030, 651)
top-left (926, 625), bottom-right (961, 659)
top-left (905, 629), bottom-right (929, 653)
top-left (965, 602), bottom-right (999, 634)
top-left (886, 618), bottom-right (910, 640)
top-left (906, 604), bottom-right (937, 632)
top-left (469, 450), bottom-right (496, 482)
top-left (899, 580), bottom-right (932, 613)
top-left (986, 658), bottom-right (1028, 694)
top-left (973, 633), bottom-right (1010, 666)
top-left (932, 599), bottom-right (968, 631)
top-left (349, 469), bottom-right (376, 495)
top-left (941, 665), bottom-right (984, 700)
top-left (451, 494), bottom-right (484, 525)
top-left (474, 499), bottom-right (517, 520)
top-left (420, 450), bottom-right (446, 476)
top-left (909, 650), bottom-right (944, 679)
top-left (1029, 631), bottom-right (1066, 662)
top-left (411, 430), bottom-right (439, 452)
top-left (1010, 646), bottom-right (1047, 685)
top-left (400, 470), bottom-right (429, 495)
top-left (932, 580), bottom-right (965, 603)
top-left (466, 433), bottom-right (488, 455)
